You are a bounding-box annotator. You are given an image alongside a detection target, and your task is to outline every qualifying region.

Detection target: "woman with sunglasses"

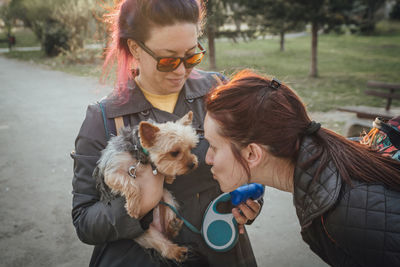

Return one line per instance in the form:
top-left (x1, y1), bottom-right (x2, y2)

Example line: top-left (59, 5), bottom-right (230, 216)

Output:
top-left (71, 0), bottom-right (259, 266)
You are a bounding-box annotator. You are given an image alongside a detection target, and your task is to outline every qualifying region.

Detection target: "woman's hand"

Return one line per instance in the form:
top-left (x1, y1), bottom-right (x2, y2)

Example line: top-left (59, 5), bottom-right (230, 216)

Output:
top-left (232, 199), bottom-right (261, 234)
top-left (134, 163), bottom-right (165, 218)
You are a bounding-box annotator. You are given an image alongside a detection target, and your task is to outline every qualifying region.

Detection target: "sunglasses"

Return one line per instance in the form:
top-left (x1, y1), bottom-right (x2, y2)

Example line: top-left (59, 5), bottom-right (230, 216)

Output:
top-left (135, 41), bottom-right (206, 72)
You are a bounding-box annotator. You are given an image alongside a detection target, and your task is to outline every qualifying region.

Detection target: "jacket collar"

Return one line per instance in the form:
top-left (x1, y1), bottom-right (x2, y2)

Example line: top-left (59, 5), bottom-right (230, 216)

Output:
top-left (104, 69), bottom-right (212, 118)
top-left (293, 137), bottom-right (342, 228)
top-left (104, 79), bottom-right (151, 118)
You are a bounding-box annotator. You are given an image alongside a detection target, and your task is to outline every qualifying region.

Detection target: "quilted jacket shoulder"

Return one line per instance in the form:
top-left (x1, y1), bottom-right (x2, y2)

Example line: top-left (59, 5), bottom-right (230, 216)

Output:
top-left (293, 136), bottom-right (400, 267)
top-left (324, 180), bottom-right (400, 267)
top-left (293, 137), bottom-right (342, 228)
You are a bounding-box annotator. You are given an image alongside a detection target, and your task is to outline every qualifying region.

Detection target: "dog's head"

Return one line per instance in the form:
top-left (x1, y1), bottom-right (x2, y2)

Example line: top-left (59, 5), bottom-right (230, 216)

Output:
top-left (138, 111), bottom-right (199, 177)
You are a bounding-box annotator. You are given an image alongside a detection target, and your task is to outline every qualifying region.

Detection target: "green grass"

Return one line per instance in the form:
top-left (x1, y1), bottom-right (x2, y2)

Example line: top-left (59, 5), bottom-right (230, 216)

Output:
top-left (2, 24), bottom-right (400, 113)
top-left (0, 27), bottom-right (40, 48)
top-left (204, 30), bottom-right (400, 111)
top-left (3, 49), bottom-right (104, 77)
top-left (3, 50), bottom-right (43, 61)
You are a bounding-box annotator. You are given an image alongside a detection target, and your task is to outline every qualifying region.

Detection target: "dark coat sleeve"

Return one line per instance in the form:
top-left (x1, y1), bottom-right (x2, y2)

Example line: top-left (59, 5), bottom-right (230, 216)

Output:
top-left (71, 103), bottom-right (145, 245)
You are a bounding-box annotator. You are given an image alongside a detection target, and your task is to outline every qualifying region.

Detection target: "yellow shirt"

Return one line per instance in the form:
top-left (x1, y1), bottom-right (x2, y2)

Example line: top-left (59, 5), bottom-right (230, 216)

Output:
top-left (137, 83), bottom-right (180, 113)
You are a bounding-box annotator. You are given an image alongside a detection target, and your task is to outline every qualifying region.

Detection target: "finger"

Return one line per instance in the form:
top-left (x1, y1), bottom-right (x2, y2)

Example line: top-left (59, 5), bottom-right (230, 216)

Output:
top-left (237, 203), bottom-right (257, 221)
top-left (246, 199), bottom-right (261, 213)
top-left (238, 224), bottom-right (245, 235)
top-left (232, 208), bottom-right (247, 225)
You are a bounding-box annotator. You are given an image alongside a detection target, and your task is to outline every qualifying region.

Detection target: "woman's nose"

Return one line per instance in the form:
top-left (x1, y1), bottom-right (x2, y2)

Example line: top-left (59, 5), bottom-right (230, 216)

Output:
top-left (173, 60), bottom-right (186, 76)
top-left (205, 148), bottom-right (213, 165)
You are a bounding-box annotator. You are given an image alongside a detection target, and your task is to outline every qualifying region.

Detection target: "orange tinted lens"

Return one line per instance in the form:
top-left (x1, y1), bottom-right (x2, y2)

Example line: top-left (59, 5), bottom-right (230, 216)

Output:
top-left (185, 53), bottom-right (204, 68)
top-left (158, 58), bottom-right (181, 71)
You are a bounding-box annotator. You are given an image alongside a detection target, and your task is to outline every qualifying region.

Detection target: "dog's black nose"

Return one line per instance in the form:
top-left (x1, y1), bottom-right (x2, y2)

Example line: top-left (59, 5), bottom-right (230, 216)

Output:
top-left (188, 162), bottom-right (195, 169)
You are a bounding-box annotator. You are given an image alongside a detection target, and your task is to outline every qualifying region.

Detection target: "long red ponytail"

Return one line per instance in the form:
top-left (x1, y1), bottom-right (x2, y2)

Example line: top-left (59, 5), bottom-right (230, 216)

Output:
top-left (206, 70), bottom-right (400, 191)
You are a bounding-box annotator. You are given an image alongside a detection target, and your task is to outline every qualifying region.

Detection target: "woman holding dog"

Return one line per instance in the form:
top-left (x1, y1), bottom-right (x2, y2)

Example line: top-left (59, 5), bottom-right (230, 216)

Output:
top-left (203, 69), bottom-right (400, 267)
top-left (71, 0), bottom-right (260, 266)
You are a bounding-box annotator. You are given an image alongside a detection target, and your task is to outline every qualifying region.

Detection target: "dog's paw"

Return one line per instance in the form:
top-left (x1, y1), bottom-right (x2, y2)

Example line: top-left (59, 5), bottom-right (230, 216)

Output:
top-left (167, 218), bottom-right (183, 238)
top-left (168, 245), bottom-right (188, 262)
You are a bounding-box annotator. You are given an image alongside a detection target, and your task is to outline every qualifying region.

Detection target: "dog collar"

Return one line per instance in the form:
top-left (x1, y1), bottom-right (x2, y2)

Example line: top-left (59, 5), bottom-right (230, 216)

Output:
top-left (137, 143), bottom-right (156, 174)
top-left (141, 147), bottom-right (149, 156)
top-left (135, 144), bottom-right (157, 175)
top-left (134, 130), bottom-right (149, 156)
top-left (134, 131), bottom-right (157, 175)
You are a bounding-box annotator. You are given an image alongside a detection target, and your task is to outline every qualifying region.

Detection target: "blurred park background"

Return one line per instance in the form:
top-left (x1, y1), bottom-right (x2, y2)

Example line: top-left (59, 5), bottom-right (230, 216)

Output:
top-left (1, 0), bottom-right (400, 128)
top-left (1, 0), bottom-right (400, 134)
top-left (0, 0), bottom-right (400, 266)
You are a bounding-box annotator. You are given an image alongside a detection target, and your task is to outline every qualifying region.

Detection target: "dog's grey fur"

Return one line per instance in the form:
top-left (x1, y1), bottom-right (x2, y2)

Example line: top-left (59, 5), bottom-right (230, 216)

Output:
top-left (93, 126), bottom-right (150, 203)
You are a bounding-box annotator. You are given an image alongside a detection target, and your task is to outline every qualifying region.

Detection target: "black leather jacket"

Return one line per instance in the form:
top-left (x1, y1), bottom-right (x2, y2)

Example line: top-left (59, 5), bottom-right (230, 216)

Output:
top-left (294, 137), bottom-right (400, 267)
top-left (71, 69), bottom-right (257, 267)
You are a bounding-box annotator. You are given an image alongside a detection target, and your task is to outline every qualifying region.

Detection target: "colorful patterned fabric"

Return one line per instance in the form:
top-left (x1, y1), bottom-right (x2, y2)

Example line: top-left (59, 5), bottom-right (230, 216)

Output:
top-left (361, 116), bottom-right (400, 161)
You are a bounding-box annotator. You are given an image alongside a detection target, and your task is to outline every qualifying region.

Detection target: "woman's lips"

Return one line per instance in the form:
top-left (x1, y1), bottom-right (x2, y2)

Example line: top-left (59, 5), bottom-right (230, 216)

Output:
top-left (210, 169), bottom-right (216, 179)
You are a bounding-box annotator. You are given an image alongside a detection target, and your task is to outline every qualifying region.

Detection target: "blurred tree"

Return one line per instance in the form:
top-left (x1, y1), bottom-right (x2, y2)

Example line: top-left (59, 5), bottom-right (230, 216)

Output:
top-left (0, 3), bottom-right (13, 37)
top-left (391, 0), bottom-right (400, 20)
top-left (91, 0), bottom-right (113, 50)
top-left (8, 0), bottom-right (105, 57)
top-left (55, 0), bottom-right (98, 53)
top-left (292, 0), bottom-right (356, 77)
top-left (41, 18), bottom-right (70, 56)
top-left (9, 0), bottom-right (68, 56)
top-left (0, 2), bottom-right (15, 50)
top-left (353, 0), bottom-right (386, 34)
top-left (205, 0), bottom-right (262, 69)
top-left (245, 0), bottom-right (305, 52)
top-left (356, 0), bottom-right (386, 34)
top-left (205, 0), bottom-right (229, 70)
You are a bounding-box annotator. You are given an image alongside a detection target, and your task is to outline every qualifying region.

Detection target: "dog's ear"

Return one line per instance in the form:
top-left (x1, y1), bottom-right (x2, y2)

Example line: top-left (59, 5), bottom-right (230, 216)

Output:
top-left (124, 181), bottom-right (142, 219)
top-left (139, 121), bottom-right (160, 148)
top-left (177, 111), bottom-right (193, 126)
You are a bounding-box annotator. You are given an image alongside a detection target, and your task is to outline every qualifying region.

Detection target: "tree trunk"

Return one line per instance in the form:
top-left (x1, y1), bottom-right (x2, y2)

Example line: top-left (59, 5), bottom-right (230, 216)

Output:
top-left (207, 23), bottom-right (217, 70)
top-left (310, 21), bottom-right (318, 78)
top-left (279, 31), bottom-right (285, 52)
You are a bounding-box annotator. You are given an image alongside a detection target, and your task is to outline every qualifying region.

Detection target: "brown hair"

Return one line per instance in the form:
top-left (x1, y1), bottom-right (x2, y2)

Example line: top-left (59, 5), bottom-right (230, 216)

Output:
top-left (205, 69), bottom-right (400, 190)
top-left (102, 0), bottom-right (205, 99)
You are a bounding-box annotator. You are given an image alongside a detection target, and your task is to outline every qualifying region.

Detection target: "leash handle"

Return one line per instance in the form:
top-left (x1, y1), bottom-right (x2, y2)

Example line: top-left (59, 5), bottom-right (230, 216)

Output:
top-left (160, 201), bottom-right (201, 234)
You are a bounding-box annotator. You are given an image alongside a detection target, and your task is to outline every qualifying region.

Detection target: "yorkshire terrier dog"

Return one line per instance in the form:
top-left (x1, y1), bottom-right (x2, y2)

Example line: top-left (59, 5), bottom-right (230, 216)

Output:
top-left (93, 111), bottom-right (199, 262)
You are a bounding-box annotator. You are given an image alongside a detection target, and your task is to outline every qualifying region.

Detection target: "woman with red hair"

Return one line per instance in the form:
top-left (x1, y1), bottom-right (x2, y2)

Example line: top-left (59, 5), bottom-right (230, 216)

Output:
top-left (204, 69), bottom-right (400, 267)
top-left (71, 1), bottom-right (259, 266)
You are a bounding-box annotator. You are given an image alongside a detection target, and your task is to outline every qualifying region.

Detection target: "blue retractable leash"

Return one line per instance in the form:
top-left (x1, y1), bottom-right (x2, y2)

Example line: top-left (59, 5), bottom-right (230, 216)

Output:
top-left (161, 183), bottom-right (264, 252)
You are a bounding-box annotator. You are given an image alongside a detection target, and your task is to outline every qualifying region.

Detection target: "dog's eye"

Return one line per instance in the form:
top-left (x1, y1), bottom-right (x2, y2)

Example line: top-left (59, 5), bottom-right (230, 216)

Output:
top-left (170, 151), bottom-right (180, 157)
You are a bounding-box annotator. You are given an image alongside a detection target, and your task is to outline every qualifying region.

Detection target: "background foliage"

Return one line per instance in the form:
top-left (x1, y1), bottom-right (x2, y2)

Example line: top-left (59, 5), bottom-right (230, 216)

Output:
top-left (0, 0), bottom-right (399, 119)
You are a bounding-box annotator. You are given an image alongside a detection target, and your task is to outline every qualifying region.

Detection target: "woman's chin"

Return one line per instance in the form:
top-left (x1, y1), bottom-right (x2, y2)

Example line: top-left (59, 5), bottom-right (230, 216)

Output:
top-left (165, 80), bottom-right (185, 93)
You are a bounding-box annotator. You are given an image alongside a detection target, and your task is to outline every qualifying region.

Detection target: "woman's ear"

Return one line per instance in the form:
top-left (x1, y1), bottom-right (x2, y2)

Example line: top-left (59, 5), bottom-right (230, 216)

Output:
top-left (127, 39), bottom-right (139, 60)
top-left (242, 143), bottom-right (264, 168)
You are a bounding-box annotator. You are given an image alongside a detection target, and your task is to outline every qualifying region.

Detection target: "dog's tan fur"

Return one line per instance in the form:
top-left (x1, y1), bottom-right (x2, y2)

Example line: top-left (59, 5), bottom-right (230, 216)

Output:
top-left (104, 152), bottom-right (142, 218)
top-left (98, 111), bottom-right (198, 262)
top-left (139, 111), bottom-right (198, 184)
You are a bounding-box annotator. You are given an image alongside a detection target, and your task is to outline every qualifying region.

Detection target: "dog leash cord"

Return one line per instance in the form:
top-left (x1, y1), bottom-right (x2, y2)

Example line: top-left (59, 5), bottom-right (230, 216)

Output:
top-left (159, 201), bottom-right (201, 234)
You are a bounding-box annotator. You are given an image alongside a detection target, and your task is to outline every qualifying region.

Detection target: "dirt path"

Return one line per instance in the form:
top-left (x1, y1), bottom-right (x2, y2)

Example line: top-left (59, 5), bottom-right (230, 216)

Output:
top-left (0, 57), bottom-right (109, 266)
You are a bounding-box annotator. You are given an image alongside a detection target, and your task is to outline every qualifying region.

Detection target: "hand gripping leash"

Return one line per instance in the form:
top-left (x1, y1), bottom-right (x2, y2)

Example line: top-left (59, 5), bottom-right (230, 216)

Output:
top-left (160, 183), bottom-right (264, 252)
